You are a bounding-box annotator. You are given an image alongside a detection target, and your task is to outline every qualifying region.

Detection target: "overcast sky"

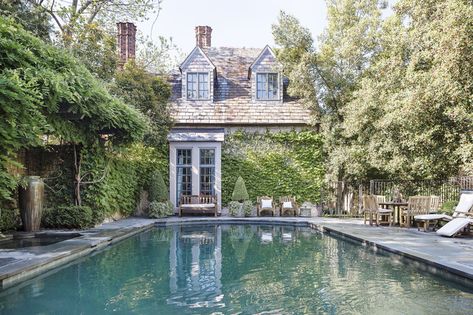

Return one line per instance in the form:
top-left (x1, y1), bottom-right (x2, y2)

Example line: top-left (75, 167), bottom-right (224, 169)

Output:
top-left (137, 0), bottom-right (328, 54)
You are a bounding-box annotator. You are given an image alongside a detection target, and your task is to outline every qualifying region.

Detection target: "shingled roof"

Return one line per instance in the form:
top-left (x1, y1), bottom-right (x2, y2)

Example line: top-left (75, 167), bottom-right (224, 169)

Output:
top-left (170, 47), bottom-right (312, 126)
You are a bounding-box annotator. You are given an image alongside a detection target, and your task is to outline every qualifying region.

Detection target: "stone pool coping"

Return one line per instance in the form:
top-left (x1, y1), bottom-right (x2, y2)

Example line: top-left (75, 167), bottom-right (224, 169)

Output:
top-left (1, 216), bottom-right (473, 289)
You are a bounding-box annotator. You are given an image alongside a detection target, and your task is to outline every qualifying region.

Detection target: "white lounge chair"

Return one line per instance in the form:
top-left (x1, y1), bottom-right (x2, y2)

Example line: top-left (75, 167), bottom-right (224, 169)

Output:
top-left (436, 218), bottom-right (472, 237)
top-left (415, 193), bottom-right (473, 232)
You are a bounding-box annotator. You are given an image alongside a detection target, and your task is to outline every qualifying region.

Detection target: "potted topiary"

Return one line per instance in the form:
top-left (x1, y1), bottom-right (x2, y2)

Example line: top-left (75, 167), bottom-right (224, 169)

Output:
top-left (228, 176), bottom-right (252, 217)
top-left (147, 171), bottom-right (173, 218)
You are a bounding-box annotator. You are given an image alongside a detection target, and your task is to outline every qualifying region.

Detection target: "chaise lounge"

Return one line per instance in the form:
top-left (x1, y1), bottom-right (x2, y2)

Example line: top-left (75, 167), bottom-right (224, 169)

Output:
top-left (414, 192), bottom-right (473, 233)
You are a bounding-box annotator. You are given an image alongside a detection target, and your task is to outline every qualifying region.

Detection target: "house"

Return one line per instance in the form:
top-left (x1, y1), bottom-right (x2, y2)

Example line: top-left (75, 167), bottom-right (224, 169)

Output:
top-left (116, 23), bottom-right (312, 213)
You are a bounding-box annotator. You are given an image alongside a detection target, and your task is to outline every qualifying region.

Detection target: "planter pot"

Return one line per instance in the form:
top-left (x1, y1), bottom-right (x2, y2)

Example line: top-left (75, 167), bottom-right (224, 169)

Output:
top-left (19, 176), bottom-right (44, 232)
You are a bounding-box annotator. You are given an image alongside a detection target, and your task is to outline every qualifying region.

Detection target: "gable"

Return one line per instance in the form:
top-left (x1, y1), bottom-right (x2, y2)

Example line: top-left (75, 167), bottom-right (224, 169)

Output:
top-left (249, 45), bottom-right (282, 77)
top-left (180, 46), bottom-right (215, 72)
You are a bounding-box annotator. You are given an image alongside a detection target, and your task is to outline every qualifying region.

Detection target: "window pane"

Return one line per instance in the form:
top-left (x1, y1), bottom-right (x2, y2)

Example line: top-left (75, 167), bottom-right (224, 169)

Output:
top-left (200, 149), bottom-right (215, 165)
top-left (268, 73), bottom-right (278, 100)
top-left (199, 149), bottom-right (215, 196)
top-left (199, 167), bottom-right (215, 196)
top-left (187, 73), bottom-right (197, 99)
top-left (177, 167), bottom-right (192, 203)
top-left (177, 149), bottom-right (192, 165)
top-left (198, 73), bottom-right (208, 99)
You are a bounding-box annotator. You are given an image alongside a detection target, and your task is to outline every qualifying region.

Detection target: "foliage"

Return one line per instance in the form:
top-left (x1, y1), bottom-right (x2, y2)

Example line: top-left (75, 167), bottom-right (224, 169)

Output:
top-left (148, 201), bottom-right (173, 218)
top-left (0, 207), bottom-right (20, 231)
top-left (0, 0), bottom-right (51, 41)
top-left (42, 205), bottom-right (93, 229)
top-left (340, 0), bottom-right (473, 180)
top-left (111, 60), bottom-right (173, 147)
top-left (148, 171), bottom-right (168, 202)
top-left (81, 143), bottom-right (166, 222)
top-left (26, 0), bottom-right (162, 78)
top-left (231, 176), bottom-right (249, 202)
top-left (440, 200), bottom-right (457, 215)
top-left (0, 17), bottom-right (146, 203)
top-left (242, 200), bottom-right (253, 217)
top-left (222, 131), bottom-right (324, 205)
top-left (273, 0), bottom-right (473, 181)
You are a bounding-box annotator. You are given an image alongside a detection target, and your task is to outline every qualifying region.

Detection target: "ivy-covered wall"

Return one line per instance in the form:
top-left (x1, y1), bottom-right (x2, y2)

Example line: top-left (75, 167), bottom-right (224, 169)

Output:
top-left (80, 144), bottom-right (167, 222)
top-left (222, 130), bottom-right (324, 205)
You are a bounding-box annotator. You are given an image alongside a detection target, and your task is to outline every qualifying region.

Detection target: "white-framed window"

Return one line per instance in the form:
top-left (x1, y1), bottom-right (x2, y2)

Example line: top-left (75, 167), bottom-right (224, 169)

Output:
top-left (199, 149), bottom-right (215, 196)
top-left (187, 72), bottom-right (209, 100)
top-left (256, 73), bottom-right (279, 100)
top-left (176, 149), bottom-right (192, 203)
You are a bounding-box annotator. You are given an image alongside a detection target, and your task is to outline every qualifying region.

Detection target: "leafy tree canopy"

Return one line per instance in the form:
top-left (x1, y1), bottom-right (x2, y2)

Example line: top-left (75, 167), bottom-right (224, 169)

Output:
top-left (0, 17), bottom-right (146, 201)
top-left (273, 0), bottom-right (473, 182)
top-left (111, 60), bottom-right (172, 147)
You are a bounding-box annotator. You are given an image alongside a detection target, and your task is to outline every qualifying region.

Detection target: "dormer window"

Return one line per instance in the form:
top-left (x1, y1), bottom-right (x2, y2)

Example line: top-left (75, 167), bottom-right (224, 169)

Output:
top-left (187, 72), bottom-right (209, 100)
top-left (256, 73), bottom-right (279, 100)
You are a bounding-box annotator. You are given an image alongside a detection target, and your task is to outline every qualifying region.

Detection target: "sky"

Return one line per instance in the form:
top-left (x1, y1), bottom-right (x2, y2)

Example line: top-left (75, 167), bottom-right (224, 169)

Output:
top-left (137, 0), bottom-right (328, 55)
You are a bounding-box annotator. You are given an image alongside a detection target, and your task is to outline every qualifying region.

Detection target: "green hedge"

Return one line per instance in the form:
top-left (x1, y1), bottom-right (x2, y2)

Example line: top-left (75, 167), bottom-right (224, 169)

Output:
top-left (222, 130), bottom-right (324, 205)
top-left (42, 206), bottom-right (93, 229)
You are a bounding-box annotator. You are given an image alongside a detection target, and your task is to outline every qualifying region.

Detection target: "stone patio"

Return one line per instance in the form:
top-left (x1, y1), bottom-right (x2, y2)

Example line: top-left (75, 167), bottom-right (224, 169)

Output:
top-left (1, 216), bottom-right (472, 290)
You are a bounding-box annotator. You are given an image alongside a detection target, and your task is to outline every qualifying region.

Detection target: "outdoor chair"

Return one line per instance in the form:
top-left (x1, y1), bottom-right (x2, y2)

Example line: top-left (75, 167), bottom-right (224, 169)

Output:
top-left (279, 196), bottom-right (298, 216)
top-left (374, 195), bottom-right (386, 204)
top-left (400, 196), bottom-right (431, 228)
top-left (257, 196), bottom-right (275, 216)
top-left (363, 195), bottom-right (393, 226)
top-left (415, 192), bottom-right (473, 232)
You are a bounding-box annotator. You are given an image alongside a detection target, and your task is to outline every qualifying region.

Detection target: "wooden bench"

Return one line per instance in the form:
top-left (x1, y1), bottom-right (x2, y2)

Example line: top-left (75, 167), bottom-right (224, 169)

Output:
top-left (179, 195), bottom-right (218, 217)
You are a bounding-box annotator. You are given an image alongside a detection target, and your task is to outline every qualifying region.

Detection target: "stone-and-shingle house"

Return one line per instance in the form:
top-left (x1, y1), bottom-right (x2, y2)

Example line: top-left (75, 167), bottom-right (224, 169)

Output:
top-left (117, 23), bottom-right (312, 213)
top-left (167, 26), bottom-right (312, 212)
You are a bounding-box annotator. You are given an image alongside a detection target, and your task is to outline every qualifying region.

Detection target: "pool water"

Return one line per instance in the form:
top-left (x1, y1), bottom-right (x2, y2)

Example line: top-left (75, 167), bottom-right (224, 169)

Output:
top-left (0, 224), bottom-right (472, 314)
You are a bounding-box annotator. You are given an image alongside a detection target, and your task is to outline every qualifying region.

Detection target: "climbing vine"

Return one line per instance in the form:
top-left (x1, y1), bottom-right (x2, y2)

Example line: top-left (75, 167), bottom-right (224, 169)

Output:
top-left (222, 130), bottom-right (325, 205)
top-left (0, 17), bottom-right (146, 203)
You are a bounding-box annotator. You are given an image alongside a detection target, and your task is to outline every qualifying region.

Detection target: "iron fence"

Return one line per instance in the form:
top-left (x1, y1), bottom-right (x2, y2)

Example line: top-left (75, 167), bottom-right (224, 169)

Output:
top-left (321, 176), bottom-right (473, 215)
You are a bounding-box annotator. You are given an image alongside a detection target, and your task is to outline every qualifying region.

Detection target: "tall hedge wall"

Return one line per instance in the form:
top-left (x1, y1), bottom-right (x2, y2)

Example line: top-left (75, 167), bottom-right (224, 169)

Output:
top-left (222, 130), bottom-right (324, 205)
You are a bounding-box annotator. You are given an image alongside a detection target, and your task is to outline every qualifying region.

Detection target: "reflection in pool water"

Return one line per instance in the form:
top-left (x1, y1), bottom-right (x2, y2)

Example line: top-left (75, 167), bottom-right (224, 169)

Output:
top-left (0, 224), bottom-right (472, 314)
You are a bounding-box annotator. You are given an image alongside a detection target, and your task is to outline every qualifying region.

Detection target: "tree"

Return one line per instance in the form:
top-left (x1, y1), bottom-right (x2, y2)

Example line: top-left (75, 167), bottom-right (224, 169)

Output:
top-left (148, 171), bottom-right (168, 202)
top-left (26, 0), bottom-right (162, 80)
top-left (0, 0), bottom-right (51, 41)
top-left (232, 176), bottom-right (249, 202)
top-left (111, 60), bottom-right (172, 147)
top-left (342, 0), bottom-right (473, 179)
top-left (273, 1), bottom-right (383, 183)
top-left (0, 17), bottom-right (146, 203)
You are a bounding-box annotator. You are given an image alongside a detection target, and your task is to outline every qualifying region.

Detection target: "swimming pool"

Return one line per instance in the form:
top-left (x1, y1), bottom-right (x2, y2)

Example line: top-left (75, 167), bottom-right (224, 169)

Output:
top-left (1, 224), bottom-right (472, 314)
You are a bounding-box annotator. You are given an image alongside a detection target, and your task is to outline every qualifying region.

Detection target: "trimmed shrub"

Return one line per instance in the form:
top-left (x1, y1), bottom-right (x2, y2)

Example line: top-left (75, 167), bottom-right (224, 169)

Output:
top-left (228, 200), bottom-right (253, 217)
top-left (148, 171), bottom-right (168, 202)
top-left (242, 200), bottom-right (253, 216)
top-left (42, 206), bottom-right (94, 229)
top-left (231, 176), bottom-right (249, 202)
top-left (0, 208), bottom-right (20, 231)
top-left (148, 201), bottom-right (173, 218)
top-left (228, 201), bottom-right (241, 216)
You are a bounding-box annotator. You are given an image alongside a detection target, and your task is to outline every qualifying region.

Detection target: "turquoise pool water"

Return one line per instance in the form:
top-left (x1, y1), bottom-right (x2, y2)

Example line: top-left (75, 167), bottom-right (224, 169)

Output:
top-left (1, 224), bottom-right (472, 314)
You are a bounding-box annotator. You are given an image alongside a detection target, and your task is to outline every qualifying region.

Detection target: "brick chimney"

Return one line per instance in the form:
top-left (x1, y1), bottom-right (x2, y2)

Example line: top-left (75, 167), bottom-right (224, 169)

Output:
top-left (117, 22), bottom-right (136, 68)
top-left (195, 26), bottom-right (212, 48)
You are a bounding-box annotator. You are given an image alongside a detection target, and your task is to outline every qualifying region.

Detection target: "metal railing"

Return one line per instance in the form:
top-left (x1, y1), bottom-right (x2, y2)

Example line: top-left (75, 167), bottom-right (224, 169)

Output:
top-left (321, 176), bottom-right (473, 215)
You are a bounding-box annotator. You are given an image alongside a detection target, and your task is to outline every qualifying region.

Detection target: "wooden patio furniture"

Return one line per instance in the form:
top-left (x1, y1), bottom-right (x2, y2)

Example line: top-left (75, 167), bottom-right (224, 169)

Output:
top-left (363, 195), bottom-right (393, 226)
top-left (257, 196), bottom-right (275, 216)
top-left (279, 196), bottom-right (298, 216)
top-left (179, 195), bottom-right (217, 217)
top-left (416, 192), bottom-right (473, 232)
top-left (400, 196), bottom-right (431, 228)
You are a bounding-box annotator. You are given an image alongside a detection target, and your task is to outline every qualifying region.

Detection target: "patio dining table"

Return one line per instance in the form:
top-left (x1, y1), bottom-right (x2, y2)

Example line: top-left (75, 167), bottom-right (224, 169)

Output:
top-left (378, 201), bottom-right (408, 225)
